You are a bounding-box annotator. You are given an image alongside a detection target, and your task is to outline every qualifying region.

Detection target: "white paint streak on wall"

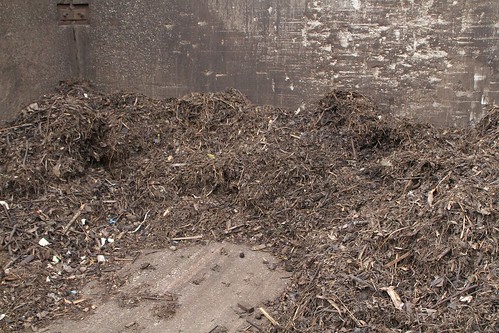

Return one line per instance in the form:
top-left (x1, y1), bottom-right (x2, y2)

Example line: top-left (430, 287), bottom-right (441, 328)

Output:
top-left (321, 44), bottom-right (332, 52)
top-left (338, 30), bottom-right (352, 48)
top-left (474, 73), bottom-right (486, 90)
top-left (202, 0), bottom-right (497, 125)
top-left (394, 29), bottom-right (401, 40)
top-left (412, 50), bottom-right (448, 60)
top-left (481, 90), bottom-right (489, 105)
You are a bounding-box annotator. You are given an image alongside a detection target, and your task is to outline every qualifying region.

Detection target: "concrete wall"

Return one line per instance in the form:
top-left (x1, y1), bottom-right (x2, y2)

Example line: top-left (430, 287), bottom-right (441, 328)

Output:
top-left (87, 0), bottom-right (498, 126)
top-left (0, 1), bottom-right (78, 122)
top-left (1, 0), bottom-right (498, 126)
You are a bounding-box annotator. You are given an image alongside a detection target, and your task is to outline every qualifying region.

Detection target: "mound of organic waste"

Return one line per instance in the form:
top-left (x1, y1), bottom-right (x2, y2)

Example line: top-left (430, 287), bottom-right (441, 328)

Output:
top-left (1, 83), bottom-right (497, 332)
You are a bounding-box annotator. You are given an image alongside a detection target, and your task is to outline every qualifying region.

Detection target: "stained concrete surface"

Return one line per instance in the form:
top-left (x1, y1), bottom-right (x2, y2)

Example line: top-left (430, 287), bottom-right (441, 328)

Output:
top-left (43, 242), bottom-right (288, 333)
top-left (87, 0), bottom-right (498, 126)
top-left (0, 1), bottom-right (76, 123)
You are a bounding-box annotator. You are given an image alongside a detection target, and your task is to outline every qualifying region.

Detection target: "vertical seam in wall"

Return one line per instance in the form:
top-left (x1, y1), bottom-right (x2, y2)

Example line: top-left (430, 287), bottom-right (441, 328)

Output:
top-left (72, 25), bottom-right (81, 78)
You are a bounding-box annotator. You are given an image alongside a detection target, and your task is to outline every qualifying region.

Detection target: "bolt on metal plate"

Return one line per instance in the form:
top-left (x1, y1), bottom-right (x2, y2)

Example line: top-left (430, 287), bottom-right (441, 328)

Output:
top-left (57, 4), bottom-right (89, 25)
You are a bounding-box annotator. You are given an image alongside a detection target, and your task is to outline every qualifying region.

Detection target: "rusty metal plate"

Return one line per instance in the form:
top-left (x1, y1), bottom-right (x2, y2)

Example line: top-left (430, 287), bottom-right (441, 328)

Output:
top-left (57, 4), bottom-right (89, 25)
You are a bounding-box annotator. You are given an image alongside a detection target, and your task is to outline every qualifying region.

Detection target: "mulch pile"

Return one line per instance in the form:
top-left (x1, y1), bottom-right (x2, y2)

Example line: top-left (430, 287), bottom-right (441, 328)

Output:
top-left (0, 82), bottom-right (497, 332)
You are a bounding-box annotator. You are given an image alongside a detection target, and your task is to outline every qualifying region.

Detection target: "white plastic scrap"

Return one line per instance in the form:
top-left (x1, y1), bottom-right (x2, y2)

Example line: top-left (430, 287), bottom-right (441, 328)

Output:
top-left (38, 238), bottom-right (50, 247)
top-left (0, 314), bottom-right (5, 321)
top-left (97, 255), bottom-right (106, 263)
top-left (460, 295), bottom-right (473, 303)
top-left (0, 201), bottom-right (10, 210)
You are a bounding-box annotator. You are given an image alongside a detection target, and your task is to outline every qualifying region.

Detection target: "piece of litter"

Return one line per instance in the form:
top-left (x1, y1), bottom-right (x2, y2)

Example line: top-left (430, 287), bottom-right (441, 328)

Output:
top-left (0, 201), bottom-right (10, 210)
top-left (52, 256), bottom-right (60, 264)
top-left (380, 158), bottom-right (393, 167)
top-left (381, 286), bottom-right (404, 310)
top-left (38, 238), bottom-right (50, 247)
top-left (459, 295), bottom-right (473, 303)
top-left (427, 188), bottom-right (436, 206)
top-left (0, 314), bottom-right (5, 321)
top-left (97, 255), bottom-right (106, 263)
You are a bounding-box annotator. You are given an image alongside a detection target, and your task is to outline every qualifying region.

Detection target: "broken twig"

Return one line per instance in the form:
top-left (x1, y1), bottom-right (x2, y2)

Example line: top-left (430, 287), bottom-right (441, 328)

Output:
top-left (62, 203), bottom-right (86, 235)
top-left (258, 307), bottom-right (280, 326)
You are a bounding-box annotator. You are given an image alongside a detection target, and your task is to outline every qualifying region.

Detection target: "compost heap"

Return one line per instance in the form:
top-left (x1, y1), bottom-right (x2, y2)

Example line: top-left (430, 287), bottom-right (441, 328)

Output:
top-left (0, 83), bottom-right (497, 332)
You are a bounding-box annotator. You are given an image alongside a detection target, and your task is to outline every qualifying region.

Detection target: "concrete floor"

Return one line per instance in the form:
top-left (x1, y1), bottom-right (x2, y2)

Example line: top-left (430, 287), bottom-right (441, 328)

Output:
top-left (43, 242), bottom-right (288, 333)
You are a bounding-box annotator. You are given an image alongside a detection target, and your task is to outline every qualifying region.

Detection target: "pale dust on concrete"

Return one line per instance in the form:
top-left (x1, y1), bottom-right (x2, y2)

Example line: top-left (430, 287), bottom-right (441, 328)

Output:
top-left (44, 242), bottom-right (288, 333)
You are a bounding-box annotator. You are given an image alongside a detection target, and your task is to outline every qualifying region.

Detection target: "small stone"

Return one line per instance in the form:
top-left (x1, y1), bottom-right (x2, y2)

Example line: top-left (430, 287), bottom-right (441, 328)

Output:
top-left (255, 313), bottom-right (263, 320)
top-left (237, 302), bottom-right (254, 313)
top-left (169, 246), bottom-right (177, 251)
top-left (239, 252), bottom-right (245, 258)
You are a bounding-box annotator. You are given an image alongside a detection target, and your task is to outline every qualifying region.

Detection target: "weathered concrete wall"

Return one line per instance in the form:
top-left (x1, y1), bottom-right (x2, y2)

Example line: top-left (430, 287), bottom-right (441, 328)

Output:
top-left (1, 0), bottom-right (497, 126)
top-left (0, 1), bottom-right (77, 122)
top-left (86, 0), bottom-right (498, 126)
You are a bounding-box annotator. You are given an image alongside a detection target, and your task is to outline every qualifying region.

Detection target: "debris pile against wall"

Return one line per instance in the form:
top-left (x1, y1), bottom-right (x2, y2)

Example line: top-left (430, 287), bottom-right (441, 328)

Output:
top-left (0, 83), bottom-right (497, 332)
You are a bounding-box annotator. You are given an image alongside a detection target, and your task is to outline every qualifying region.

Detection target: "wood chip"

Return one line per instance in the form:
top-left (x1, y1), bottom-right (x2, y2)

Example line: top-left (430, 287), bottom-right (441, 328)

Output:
top-left (381, 286), bottom-right (404, 311)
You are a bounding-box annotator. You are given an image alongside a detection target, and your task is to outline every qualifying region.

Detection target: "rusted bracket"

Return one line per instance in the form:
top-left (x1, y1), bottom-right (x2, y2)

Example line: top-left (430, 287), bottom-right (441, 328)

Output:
top-left (57, 3), bottom-right (89, 25)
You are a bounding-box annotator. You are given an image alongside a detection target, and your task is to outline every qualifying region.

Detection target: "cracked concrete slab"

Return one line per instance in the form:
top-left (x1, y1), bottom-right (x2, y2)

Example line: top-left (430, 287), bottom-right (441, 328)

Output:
top-left (43, 242), bottom-right (288, 333)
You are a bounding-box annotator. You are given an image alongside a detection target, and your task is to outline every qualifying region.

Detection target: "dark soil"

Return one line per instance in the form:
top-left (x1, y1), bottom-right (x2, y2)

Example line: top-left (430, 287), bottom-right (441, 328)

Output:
top-left (1, 82), bottom-right (497, 332)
